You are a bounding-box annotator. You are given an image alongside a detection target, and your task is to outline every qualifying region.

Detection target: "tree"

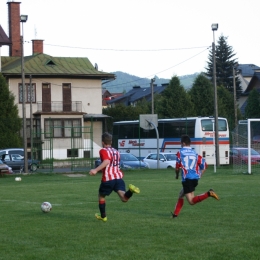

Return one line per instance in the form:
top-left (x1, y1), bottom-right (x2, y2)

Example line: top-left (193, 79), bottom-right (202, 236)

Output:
top-left (245, 88), bottom-right (260, 118)
top-left (188, 73), bottom-right (214, 116)
top-left (135, 98), bottom-right (150, 114)
top-left (205, 35), bottom-right (242, 98)
top-left (155, 76), bottom-right (194, 118)
top-left (102, 100), bottom-right (151, 132)
top-left (0, 74), bottom-right (22, 148)
top-left (103, 100), bottom-right (150, 122)
top-left (217, 85), bottom-right (242, 130)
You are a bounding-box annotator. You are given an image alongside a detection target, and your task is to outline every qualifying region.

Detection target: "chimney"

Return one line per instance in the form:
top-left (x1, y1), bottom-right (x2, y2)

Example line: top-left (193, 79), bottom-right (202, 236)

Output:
top-left (32, 39), bottom-right (44, 54)
top-left (7, 1), bottom-right (21, 57)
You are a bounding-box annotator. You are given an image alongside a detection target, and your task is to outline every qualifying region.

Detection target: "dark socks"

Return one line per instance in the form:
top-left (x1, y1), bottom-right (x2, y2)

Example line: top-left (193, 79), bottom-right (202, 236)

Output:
top-left (99, 200), bottom-right (106, 218)
top-left (124, 190), bottom-right (133, 200)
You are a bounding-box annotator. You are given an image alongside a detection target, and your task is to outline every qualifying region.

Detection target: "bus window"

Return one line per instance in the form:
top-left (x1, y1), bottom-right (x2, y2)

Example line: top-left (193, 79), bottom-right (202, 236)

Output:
top-left (201, 119), bottom-right (227, 131)
top-left (201, 119), bottom-right (213, 131)
top-left (183, 120), bottom-right (196, 138)
top-left (133, 124), bottom-right (139, 138)
top-left (113, 125), bottom-right (119, 136)
top-left (161, 120), bottom-right (195, 138)
top-left (140, 128), bottom-right (157, 138)
top-left (218, 120), bottom-right (227, 131)
top-left (118, 124), bottom-right (135, 138)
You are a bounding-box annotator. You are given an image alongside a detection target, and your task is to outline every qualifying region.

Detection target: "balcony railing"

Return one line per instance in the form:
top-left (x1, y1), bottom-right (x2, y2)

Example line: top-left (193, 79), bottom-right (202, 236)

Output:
top-left (37, 101), bottom-right (82, 112)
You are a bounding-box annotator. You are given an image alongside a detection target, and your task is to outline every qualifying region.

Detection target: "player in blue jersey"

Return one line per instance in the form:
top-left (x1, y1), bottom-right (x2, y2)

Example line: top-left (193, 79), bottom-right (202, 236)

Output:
top-left (171, 134), bottom-right (219, 218)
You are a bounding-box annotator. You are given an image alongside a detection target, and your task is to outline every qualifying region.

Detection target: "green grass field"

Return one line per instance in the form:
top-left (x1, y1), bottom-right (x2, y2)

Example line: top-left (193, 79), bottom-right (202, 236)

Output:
top-left (1, 166), bottom-right (260, 260)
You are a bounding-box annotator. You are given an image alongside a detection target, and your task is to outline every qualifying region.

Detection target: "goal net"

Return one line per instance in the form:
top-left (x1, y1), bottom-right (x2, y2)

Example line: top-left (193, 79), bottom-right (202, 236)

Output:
top-left (231, 119), bottom-right (260, 174)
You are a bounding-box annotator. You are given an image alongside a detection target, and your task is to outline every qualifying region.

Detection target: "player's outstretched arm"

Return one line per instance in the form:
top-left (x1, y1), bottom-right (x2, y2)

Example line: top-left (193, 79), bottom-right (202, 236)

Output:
top-left (89, 159), bottom-right (110, 175)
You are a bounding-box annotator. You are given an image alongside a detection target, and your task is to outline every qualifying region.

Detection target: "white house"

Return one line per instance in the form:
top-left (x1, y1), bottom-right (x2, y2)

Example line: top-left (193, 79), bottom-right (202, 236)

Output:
top-left (0, 1), bottom-right (115, 161)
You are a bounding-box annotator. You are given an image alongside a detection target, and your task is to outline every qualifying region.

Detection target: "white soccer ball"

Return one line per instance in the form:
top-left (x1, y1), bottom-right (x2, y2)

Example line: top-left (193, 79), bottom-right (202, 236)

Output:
top-left (15, 177), bottom-right (22, 181)
top-left (41, 202), bottom-right (52, 213)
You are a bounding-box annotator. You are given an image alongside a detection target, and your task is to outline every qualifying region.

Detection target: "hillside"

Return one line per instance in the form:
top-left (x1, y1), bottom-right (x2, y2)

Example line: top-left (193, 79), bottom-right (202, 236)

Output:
top-left (102, 71), bottom-right (199, 93)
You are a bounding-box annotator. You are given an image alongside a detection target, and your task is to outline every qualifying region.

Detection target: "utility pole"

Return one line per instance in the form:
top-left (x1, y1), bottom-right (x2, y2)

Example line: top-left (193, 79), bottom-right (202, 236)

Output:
top-left (151, 77), bottom-right (155, 114)
top-left (212, 23), bottom-right (220, 167)
top-left (30, 75), bottom-right (33, 160)
top-left (233, 65), bottom-right (238, 145)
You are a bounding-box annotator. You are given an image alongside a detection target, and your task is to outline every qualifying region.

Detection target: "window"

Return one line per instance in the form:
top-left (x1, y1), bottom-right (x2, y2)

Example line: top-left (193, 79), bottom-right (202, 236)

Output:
top-left (3, 155), bottom-right (10, 161)
top-left (148, 154), bottom-right (157, 160)
top-left (64, 119), bottom-right (81, 137)
top-left (218, 120), bottom-right (227, 131)
top-left (67, 149), bottom-right (79, 157)
top-left (44, 119), bottom-right (81, 138)
top-left (201, 119), bottom-right (227, 131)
top-left (163, 120), bottom-right (195, 138)
top-left (19, 83), bottom-right (36, 103)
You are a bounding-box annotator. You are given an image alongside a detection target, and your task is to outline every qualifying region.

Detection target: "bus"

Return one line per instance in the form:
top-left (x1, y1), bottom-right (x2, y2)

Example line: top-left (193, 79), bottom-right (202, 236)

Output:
top-left (112, 117), bottom-right (230, 165)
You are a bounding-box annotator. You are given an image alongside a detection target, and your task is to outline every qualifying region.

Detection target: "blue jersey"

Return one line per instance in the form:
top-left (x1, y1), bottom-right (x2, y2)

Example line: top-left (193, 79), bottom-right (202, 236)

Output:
top-left (176, 146), bottom-right (206, 181)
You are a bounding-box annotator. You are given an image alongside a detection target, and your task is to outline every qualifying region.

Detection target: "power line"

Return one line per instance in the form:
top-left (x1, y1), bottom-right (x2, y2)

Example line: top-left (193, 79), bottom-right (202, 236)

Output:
top-left (20, 46), bottom-right (210, 90)
top-left (104, 47), bottom-right (210, 88)
top-left (15, 42), bottom-right (210, 89)
top-left (44, 43), bottom-right (209, 52)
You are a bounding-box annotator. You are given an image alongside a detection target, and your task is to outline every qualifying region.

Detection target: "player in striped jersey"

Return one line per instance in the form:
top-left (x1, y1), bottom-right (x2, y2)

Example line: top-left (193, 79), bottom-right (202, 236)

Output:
top-left (89, 132), bottom-right (140, 222)
top-left (171, 134), bottom-right (219, 218)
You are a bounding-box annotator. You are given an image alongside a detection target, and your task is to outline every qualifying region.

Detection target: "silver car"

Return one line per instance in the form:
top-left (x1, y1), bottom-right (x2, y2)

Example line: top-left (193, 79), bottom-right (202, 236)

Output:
top-left (143, 152), bottom-right (177, 169)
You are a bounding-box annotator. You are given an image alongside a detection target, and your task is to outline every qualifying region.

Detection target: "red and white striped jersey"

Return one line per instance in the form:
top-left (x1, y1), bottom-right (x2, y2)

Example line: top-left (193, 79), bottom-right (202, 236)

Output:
top-left (100, 147), bottom-right (124, 181)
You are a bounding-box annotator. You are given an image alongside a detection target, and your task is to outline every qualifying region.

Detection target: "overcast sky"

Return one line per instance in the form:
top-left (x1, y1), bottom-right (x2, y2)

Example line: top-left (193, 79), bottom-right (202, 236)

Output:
top-left (0, 0), bottom-right (259, 79)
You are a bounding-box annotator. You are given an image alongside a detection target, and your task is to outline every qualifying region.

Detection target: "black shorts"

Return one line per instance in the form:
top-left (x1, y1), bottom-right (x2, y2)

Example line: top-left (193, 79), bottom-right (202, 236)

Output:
top-left (182, 179), bottom-right (198, 194)
top-left (99, 179), bottom-right (126, 196)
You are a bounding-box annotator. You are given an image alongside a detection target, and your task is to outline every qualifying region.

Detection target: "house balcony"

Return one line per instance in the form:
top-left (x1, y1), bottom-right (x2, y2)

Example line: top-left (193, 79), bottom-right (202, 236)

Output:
top-left (37, 101), bottom-right (82, 113)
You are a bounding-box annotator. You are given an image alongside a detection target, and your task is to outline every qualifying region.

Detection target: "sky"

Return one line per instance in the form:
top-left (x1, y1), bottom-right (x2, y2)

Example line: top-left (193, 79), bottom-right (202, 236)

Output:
top-left (0, 0), bottom-right (259, 79)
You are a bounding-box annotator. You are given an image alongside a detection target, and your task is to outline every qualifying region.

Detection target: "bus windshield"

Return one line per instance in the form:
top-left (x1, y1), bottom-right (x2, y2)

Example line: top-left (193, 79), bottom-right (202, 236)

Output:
top-left (201, 119), bottom-right (227, 131)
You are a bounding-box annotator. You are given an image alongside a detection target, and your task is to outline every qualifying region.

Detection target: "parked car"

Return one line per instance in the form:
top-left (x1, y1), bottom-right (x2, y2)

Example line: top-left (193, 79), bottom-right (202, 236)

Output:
top-left (0, 159), bottom-right (13, 175)
top-left (252, 135), bottom-right (260, 144)
top-left (230, 147), bottom-right (260, 165)
top-left (95, 152), bottom-right (148, 170)
top-left (0, 148), bottom-right (24, 157)
top-left (142, 152), bottom-right (177, 169)
top-left (1, 153), bottom-right (40, 172)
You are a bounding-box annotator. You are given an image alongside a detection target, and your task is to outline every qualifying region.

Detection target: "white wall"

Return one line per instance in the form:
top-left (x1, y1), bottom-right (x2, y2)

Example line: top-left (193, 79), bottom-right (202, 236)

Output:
top-left (8, 78), bottom-right (103, 117)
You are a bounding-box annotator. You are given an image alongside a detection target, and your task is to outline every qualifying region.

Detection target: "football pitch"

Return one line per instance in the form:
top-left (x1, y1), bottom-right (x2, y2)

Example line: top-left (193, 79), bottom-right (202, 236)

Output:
top-left (1, 167), bottom-right (260, 260)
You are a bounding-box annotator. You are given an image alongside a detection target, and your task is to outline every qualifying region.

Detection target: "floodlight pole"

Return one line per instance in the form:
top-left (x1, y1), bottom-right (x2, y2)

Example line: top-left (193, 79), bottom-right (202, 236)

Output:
top-left (212, 23), bottom-right (220, 167)
top-left (21, 15), bottom-right (28, 173)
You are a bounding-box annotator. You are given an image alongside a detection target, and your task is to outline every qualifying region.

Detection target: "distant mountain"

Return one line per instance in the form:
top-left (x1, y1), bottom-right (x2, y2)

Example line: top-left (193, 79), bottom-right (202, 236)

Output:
top-left (102, 71), bottom-right (199, 93)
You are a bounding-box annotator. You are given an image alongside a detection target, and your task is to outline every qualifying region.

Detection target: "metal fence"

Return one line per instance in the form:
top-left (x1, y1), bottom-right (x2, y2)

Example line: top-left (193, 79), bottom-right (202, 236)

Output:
top-left (32, 126), bottom-right (94, 173)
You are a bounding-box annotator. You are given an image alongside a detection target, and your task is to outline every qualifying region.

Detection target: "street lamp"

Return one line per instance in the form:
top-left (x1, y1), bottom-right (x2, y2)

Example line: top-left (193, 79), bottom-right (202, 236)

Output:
top-left (151, 77), bottom-right (155, 114)
top-left (211, 23), bottom-right (219, 167)
top-left (20, 14), bottom-right (28, 173)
